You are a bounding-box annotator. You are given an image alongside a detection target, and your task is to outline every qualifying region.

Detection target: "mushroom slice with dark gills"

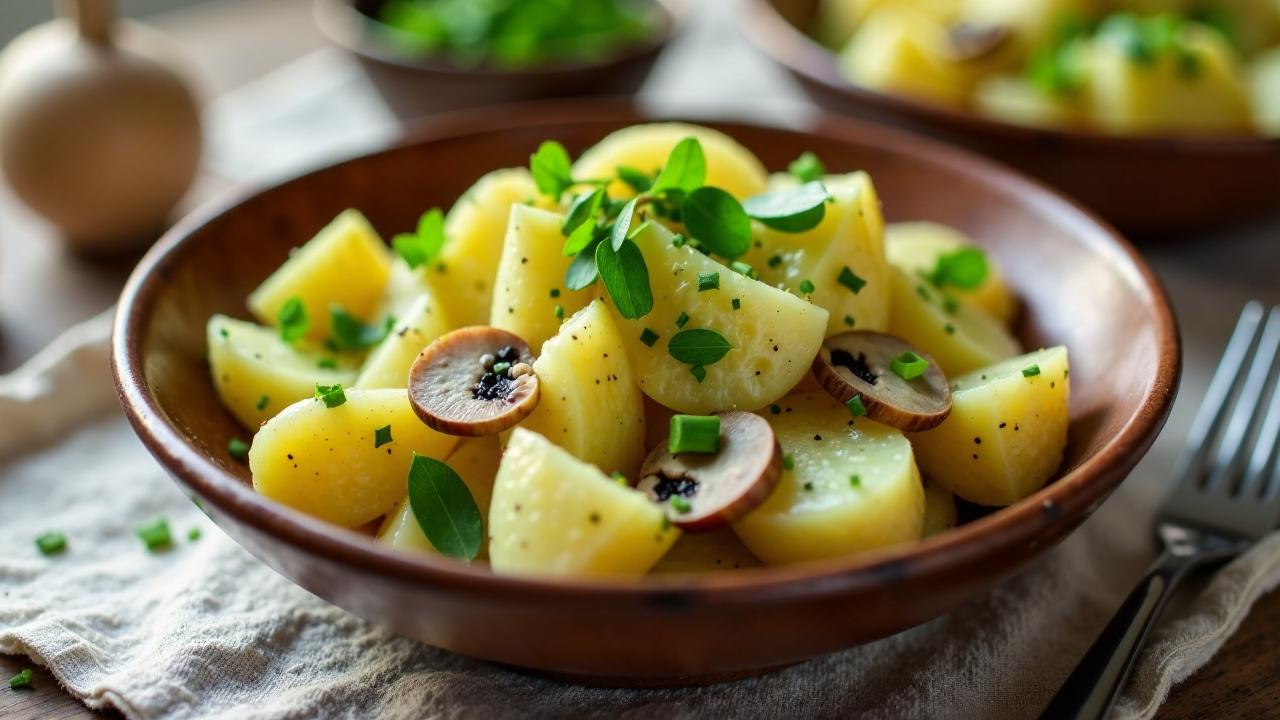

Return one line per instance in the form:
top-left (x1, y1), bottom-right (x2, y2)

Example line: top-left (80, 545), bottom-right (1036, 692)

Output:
top-left (408, 327), bottom-right (539, 436)
top-left (637, 412), bottom-right (782, 532)
top-left (812, 330), bottom-right (952, 432)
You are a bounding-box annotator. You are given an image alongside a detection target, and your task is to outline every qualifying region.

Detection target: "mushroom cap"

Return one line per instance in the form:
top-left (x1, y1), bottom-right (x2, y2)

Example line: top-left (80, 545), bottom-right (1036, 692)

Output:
top-left (408, 326), bottom-right (539, 436)
top-left (811, 330), bottom-right (952, 432)
top-left (637, 411), bottom-right (782, 532)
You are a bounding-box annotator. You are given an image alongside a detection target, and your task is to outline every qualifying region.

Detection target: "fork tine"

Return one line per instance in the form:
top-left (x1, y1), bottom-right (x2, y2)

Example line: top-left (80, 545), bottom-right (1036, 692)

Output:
top-left (1245, 328), bottom-right (1280, 500)
top-left (1206, 306), bottom-right (1280, 495)
top-left (1174, 302), bottom-right (1265, 489)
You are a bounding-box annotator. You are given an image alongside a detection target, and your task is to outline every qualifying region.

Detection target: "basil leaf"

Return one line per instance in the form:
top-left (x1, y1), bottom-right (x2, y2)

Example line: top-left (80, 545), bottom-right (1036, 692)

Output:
top-left (529, 140), bottom-right (573, 200)
top-left (562, 187), bottom-right (604, 236)
top-left (928, 247), bottom-right (988, 289)
top-left (650, 137), bottom-right (706, 195)
top-left (682, 187), bottom-right (751, 259)
top-left (596, 238), bottom-right (653, 319)
top-left (277, 297), bottom-right (309, 343)
top-left (565, 238), bottom-right (602, 290)
top-left (562, 220), bottom-right (597, 256)
top-left (668, 328), bottom-right (733, 366)
top-left (407, 453), bottom-right (482, 561)
top-left (742, 181), bottom-right (831, 233)
top-left (393, 208), bottom-right (445, 269)
top-left (610, 197), bottom-right (639, 251)
top-left (616, 165), bottom-right (654, 193)
top-left (788, 152), bottom-right (826, 183)
top-left (329, 306), bottom-right (396, 350)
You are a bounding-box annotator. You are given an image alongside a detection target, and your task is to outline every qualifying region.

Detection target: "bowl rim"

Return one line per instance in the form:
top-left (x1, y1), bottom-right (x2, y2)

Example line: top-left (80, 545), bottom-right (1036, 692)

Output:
top-left (313, 0), bottom-right (684, 78)
top-left (741, 0), bottom-right (1280, 151)
top-left (112, 99), bottom-right (1180, 607)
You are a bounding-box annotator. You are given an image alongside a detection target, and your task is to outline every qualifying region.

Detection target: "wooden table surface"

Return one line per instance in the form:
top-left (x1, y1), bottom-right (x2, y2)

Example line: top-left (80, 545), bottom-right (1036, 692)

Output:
top-left (2, 0), bottom-right (1279, 717)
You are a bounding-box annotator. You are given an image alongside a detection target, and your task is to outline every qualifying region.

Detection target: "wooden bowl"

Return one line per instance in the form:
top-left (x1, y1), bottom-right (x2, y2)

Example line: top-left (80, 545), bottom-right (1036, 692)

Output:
top-left (112, 101), bottom-right (1179, 686)
top-left (742, 0), bottom-right (1280, 237)
top-left (314, 0), bottom-right (681, 122)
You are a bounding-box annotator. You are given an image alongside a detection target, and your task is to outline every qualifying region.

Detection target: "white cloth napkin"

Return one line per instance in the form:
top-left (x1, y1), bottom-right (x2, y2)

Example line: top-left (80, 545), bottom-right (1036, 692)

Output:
top-left (2, 313), bottom-right (1279, 720)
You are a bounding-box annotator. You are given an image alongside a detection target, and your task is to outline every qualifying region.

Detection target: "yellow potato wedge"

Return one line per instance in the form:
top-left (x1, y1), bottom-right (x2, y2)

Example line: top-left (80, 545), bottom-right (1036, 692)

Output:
top-left (885, 221), bottom-right (1018, 325)
top-left (888, 266), bottom-right (1021, 377)
top-left (922, 480), bottom-right (959, 536)
top-left (355, 291), bottom-right (452, 389)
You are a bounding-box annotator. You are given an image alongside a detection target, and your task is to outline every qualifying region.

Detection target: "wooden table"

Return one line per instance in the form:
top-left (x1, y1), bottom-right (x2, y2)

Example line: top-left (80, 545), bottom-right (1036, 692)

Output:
top-left (2, 0), bottom-right (1279, 717)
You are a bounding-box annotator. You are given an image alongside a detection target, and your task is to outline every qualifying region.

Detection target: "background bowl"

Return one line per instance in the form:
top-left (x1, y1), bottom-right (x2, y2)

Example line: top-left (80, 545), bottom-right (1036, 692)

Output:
top-left (113, 101), bottom-right (1178, 685)
top-left (315, 0), bottom-right (681, 122)
top-left (743, 0), bottom-right (1280, 237)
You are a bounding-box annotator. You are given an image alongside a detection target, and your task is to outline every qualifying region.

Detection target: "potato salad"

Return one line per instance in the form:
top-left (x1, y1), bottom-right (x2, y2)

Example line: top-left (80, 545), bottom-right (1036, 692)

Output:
top-left (821, 0), bottom-right (1280, 135)
top-left (207, 123), bottom-right (1070, 579)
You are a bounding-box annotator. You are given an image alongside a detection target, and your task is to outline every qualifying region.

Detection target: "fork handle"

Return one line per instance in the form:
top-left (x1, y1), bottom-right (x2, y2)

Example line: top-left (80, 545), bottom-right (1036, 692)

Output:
top-left (1039, 550), bottom-right (1195, 720)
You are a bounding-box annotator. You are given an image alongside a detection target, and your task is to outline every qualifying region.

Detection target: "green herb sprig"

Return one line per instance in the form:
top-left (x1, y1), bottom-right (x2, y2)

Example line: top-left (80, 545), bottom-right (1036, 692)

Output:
top-left (407, 453), bottom-right (483, 561)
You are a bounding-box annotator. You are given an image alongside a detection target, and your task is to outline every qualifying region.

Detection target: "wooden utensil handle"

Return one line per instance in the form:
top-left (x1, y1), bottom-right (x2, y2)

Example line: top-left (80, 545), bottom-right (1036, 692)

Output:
top-left (57, 0), bottom-right (114, 45)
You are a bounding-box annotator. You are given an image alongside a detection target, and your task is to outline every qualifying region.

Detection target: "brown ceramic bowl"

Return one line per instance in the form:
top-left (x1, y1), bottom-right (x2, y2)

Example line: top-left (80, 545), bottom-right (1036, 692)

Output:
top-left (743, 0), bottom-right (1280, 237)
top-left (314, 0), bottom-right (681, 122)
top-left (112, 101), bottom-right (1179, 686)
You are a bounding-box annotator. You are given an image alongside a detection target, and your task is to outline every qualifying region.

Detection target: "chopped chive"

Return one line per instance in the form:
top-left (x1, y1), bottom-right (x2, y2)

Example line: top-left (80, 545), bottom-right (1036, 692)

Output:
top-left (314, 383), bottom-right (347, 408)
top-left (846, 395), bottom-right (867, 417)
top-left (375, 425), bottom-right (393, 448)
top-left (611, 471), bottom-right (628, 486)
top-left (277, 296), bottom-right (309, 343)
top-left (188, 527), bottom-right (202, 541)
top-left (890, 352), bottom-right (929, 380)
top-left (730, 260), bottom-right (757, 279)
top-left (9, 668), bottom-right (33, 690)
top-left (837, 266), bottom-right (866, 294)
top-left (698, 272), bottom-right (720, 292)
top-left (803, 481), bottom-right (814, 491)
top-left (549, 288), bottom-right (561, 298)
top-left (798, 279), bottom-right (815, 295)
top-left (675, 312), bottom-right (690, 329)
top-left (788, 151), bottom-right (826, 183)
top-left (135, 518), bottom-right (172, 552)
top-left (770, 403), bottom-right (782, 415)
top-left (944, 323), bottom-right (956, 335)
top-left (850, 474), bottom-right (861, 487)
top-left (256, 395), bottom-right (270, 411)
top-left (35, 531), bottom-right (67, 556)
top-left (554, 304), bottom-right (565, 319)
top-left (942, 296), bottom-right (959, 315)
top-left (844, 315), bottom-right (856, 327)
top-left (219, 328), bottom-right (229, 339)
top-left (661, 515), bottom-right (673, 531)
top-left (670, 496), bottom-right (692, 514)
top-left (668, 414), bottom-right (720, 454)
top-left (782, 454), bottom-right (795, 470)
top-left (228, 438), bottom-right (250, 461)
top-left (317, 358), bottom-right (338, 370)
top-left (492, 361), bottom-right (511, 375)
top-left (640, 328), bottom-right (660, 347)
top-left (768, 255), bottom-right (784, 269)
top-left (731, 298), bottom-right (741, 310)
top-left (690, 365), bottom-right (707, 383)
top-left (1022, 364), bottom-right (1042, 377)
top-left (916, 284), bottom-right (932, 302)
top-left (671, 234), bottom-right (687, 248)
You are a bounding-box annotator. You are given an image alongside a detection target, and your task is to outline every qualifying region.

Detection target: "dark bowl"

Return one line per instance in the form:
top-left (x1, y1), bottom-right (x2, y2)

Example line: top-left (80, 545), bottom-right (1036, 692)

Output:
top-left (314, 0), bottom-right (681, 122)
top-left (112, 100), bottom-right (1179, 686)
top-left (743, 0), bottom-right (1280, 237)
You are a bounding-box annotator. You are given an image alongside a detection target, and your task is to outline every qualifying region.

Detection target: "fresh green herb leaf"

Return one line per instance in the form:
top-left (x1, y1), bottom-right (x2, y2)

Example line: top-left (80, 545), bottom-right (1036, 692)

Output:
top-left (135, 518), bottom-right (172, 552)
top-left (650, 137), bottom-right (706, 195)
top-left (668, 414), bottom-right (721, 454)
top-left (407, 453), bottom-right (483, 561)
top-left (562, 220), bottom-right (597, 257)
top-left (256, 395), bottom-right (270, 411)
top-left (35, 531), bottom-right (66, 556)
top-left (393, 208), bottom-right (446, 269)
top-left (698, 271), bottom-right (720, 292)
top-left (670, 495), bottom-right (692, 513)
top-left (640, 328), bottom-right (660, 347)
top-left (670, 233), bottom-right (687, 248)
top-left (668, 328), bottom-right (732, 366)
top-left (838, 266), bottom-right (866, 294)
top-left (375, 425), bottom-right (393, 448)
top-left (847, 395), bottom-right (867, 417)
top-left (278, 297), bottom-right (309, 343)
top-left (616, 165), bottom-right (653, 193)
top-left (798, 279), bottom-right (815, 295)
top-left (563, 186), bottom-right (605, 237)
top-left (690, 364), bottom-right (707, 383)
top-left (788, 151), bottom-right (826, 183)
top-left (1022, 364), bottom-right (1042, 377)
top-left (565, 238), bottom-right (602, 290)
top-left (9, 668), bottom-right (33, 690)
top-left (609, 197), bottom-right (639, 251)
top-left (682, 187), bottom-right (752, 259)
top-left (675, 312), bottom-right (690, 329)
top-left (928, 247), bottom-right (988, 289)
top-left (530, 140), bottom-right (574, 200)
top-left (317, 358), bottom-right (338, 370)
top-left (315, 383), bottom-right (347, 408)
top-left (330, 306), bottom-right (396, 350)
top-left (890, 352), bottom-right (929, 380)
top-left (595, 238), bottom-right (653, 319)
top-left (742, 181), bottom-right (831, 232)
top-left (228, 438), bottom-right (251, 461)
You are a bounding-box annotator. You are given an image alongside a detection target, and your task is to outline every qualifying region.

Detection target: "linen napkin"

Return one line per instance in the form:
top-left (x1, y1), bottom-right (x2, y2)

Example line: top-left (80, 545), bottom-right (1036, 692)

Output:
top-left (2, 312), bottom-right (1280, 720)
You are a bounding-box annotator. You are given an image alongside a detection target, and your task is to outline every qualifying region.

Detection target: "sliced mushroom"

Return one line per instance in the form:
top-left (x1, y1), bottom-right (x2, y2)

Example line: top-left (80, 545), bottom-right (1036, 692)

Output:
top-left (408, 327), bottom-right (539, 436)
top-left (811, 330), bottom-right (951, 432)
top-left (637, 412), bottom-right (782, 532)
top-left (945, 23), bottom-right (1011, 62)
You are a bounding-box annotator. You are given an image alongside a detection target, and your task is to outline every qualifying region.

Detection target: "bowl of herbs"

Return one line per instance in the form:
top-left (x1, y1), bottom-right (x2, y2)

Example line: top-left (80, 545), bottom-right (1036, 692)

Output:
top-left (315, 0), bottom-right (681, 121)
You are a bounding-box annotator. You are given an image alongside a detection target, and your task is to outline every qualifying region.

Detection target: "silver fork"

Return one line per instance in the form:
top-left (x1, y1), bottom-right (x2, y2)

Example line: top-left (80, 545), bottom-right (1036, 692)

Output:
top-left (1041, 302), bottom-right (1280, 720)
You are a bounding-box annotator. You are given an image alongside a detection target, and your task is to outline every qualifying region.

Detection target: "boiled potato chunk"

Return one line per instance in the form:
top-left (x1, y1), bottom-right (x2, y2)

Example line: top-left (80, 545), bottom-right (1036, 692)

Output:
top-left (377, 435), bottom-right (500, 559)
top-left (490, 205), bottom-right (592, 352)
top-left (488, 428), bottom-right (679, 578)
top-left (909, 346), bottom-right (1069, 506)
top-left (817, 0), bottom-right (960, 48)
top-left (888, 266), bottom-right (1021, 377)
top-left (922, 481), bottom-right (959, 536)
top-left (248, 209), bottom-right (392, 343)
top-left (208, 314), bottom-right (357, 430)
top-left (734, 392), bottom-right (925, 565)
top-left (520, 300), bottom-right (647, 477)
top-left (572, 123), bottom-right (769, 200)
top-left (424, 168), bottom-right (549, 328)
top-left (1251, 47), bottom-right (1280, 136)
top-left (250, 389), bottom-right (460, 527)
top-left (745, 172), bottom-right (891, 335)
top-left (885, 221), bottom-right (1018, 325)
top-left (355, 291), bottom-right (452, 389)
top-left (1088, 23), bottom-right (1251, 135)
top-left (608, 221), bottom-right (829, 414)
top-left (961, 0), bottom-right (1100, 52)
top-left (650, 530), bottom-right (762, 574)
top-left (839, 6), bottom-right (974, 106)
top-left (975, 74), bottom-right (1088, 129)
